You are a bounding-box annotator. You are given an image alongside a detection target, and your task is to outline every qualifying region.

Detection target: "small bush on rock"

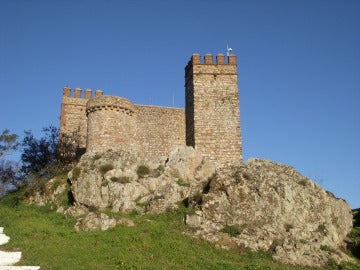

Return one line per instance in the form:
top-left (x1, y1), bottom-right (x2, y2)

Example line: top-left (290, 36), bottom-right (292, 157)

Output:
top-left (72, 167), bottom-right (81, 180)
top-left (136, 165), bottom-right (150, 178)
top-left (99, 164), bottom-right (114, 176)
top-left (111, 176), bottom-right (131, 184)
top-left (320, 245), bottom-right (333, 252)
top-left (221, 224), bottom-right (245, 237)
top-left (316, 223), bottom-right (327, 235)
top-left (93, 154), bottom-right (102, 160)
top-left (177, 178), bottom-right (190, 187)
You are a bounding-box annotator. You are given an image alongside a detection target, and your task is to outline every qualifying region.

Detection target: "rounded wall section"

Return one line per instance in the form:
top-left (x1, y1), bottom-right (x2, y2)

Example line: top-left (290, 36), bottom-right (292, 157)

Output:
top-left (86, 96), bottom-right (137, 153)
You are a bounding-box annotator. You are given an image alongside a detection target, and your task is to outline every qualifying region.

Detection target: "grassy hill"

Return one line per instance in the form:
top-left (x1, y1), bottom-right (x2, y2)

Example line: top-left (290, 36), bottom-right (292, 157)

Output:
top-left (0, 190), bottom-right (359, 270)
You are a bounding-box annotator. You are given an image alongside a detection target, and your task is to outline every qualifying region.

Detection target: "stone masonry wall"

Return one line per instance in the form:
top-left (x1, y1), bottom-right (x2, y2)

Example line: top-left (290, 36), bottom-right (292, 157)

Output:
top-left (185, 54), bottom-right (242, 166)
top-left (84, 96), bottom-right (185, 160)
top-left (86, 96), bottom-right (137, 153)
top-left (136, 105), bottom-right (185, 160)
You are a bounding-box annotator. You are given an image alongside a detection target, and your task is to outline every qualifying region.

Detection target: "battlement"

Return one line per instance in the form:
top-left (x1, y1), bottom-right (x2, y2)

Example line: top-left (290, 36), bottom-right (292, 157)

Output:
top-left (62, 86), bottom-right (103, 99)
top-left (86, 96), bottom-right (136, 117)
top-left (188, 53), bottom-right (237, 66)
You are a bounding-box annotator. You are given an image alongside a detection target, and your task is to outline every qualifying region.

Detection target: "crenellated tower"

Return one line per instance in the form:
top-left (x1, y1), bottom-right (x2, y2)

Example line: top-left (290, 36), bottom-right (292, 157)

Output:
top-left (86, 96), bottom-right (137, 153)
top-left (60, 87), bottom-right (103, 148)
top-left (185, 53), bottom-right (242, 166)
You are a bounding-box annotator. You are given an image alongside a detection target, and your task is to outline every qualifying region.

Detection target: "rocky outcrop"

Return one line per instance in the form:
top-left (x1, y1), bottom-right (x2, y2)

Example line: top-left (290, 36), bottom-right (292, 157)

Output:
top-left (185, 159), bottom-right (353, 266)
top-left (69, 147), bottom-right (215, 214)
top-left (24, 177), bottom-right (68, 212)
top-left (27, 147), bottom-right (353, 267)
top-left (74, 212), bottom-right (135, 231)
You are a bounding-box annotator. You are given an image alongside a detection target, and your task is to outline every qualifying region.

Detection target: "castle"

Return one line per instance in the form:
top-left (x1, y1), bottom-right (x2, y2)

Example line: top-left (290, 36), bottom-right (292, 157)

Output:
top-left (60, 54), bottom-right (242, 166)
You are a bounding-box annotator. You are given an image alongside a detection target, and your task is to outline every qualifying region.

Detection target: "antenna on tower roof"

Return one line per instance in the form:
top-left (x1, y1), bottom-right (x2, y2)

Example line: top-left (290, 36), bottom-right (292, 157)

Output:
top-left (226, 44), bottom-right (233, 56)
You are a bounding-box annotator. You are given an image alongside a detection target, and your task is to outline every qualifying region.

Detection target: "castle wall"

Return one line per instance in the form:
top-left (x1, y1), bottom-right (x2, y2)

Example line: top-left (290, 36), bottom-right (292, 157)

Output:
top-left (185, 54), bottom-right (242, 166)
top-left (60, 53), bottom-right (242, 166)
top-left (135, 105), bottom-right (185, 160)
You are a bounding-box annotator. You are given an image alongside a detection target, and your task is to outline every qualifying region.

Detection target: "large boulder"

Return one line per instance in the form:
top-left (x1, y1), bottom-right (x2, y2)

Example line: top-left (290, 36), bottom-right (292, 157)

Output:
top-left (68, 147), bottom-right (215, 214)
top-left (185, 158), bottom-right (353, 266)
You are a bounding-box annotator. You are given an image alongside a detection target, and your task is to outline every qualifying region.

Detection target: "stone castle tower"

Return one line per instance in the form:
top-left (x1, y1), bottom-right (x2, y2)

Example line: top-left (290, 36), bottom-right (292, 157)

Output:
top-left (60, 53), bottom-right (242, 166)
top-left (60, 87), bottom-right (104, 149)
top-left (185, 54), bottom-right (242, 165)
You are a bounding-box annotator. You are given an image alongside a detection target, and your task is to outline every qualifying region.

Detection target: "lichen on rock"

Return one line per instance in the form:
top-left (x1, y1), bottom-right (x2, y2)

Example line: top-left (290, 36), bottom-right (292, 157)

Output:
top-left (28, 148), bottom-right (354, 267)
top-left (68, 146), bottom-right (215, 214)
top-left (185, 158), bottom-right (353, 266)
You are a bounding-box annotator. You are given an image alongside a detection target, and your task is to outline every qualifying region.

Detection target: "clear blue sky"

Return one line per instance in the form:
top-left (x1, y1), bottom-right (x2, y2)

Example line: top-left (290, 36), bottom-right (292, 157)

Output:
top-left (1, 0), bottom-right (359, 208)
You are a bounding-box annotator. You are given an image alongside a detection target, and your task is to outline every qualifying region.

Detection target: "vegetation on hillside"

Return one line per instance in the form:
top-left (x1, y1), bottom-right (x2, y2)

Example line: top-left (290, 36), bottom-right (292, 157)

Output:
top-left (350, 208), bottom-right (360, 259)
top-left (0, 127), bottom-right (79, 197)
top-left (0, 129), bottom-right (20, 196)
top-left (1, 127), bottom-right (359, 269)
top-left (0, 190), bottom-right (360, 270)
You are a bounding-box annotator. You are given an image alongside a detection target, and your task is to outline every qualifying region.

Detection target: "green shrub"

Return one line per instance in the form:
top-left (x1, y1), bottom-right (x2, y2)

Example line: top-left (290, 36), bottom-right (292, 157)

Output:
top-left (88, 205), bottom-right (98, 212)
top-left (320, 245), bottom-right (332, 252)
top-left (99, 164), bottom-right (114, 176)
top-left (354, 209), bottom-right (360, 227)
top-left (298, 179), bottom-right (308, 186)
top-left (177, 178), bottom-right (190, 187)
top-left (111, 176), bottom-right (131, 184)
top-left (221, 225), bottom-right (245, 237)
top-left (72, 167), bottom-right (81, 180)
top-left (316, 223), bottom-right (327, 234)
top-left (349, 226), bottom-right (360, 259)
top-left (51, 178), bottom-right (62, 191)
top-left (299, 239), bottom-right (308, 244)
top-left (156, 165), bottom-right (165, 173)
top-left (136, 165), bottom-right (150, 178)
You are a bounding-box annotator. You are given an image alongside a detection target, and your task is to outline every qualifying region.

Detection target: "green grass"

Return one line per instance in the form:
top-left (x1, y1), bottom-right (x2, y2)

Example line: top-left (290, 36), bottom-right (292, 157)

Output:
top-left (0, 192), bottom-right (359, 270)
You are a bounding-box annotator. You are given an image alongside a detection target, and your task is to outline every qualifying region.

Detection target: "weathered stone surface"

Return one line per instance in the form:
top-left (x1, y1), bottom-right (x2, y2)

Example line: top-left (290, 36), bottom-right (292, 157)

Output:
top-left (185, 159), bottom-right (353, 266)
top-left (164, 146), bottom-right (215, 182)
top-left (69, 146), bottom-right (214, 215)
top-left (185, 54), bottom-right (242, 166)
top-left (64, 205), bottom-right (89, 218)
top-left (24, 177), bottom-right (67, 212)
top-left (23, 147), bottom-right (353, 267)
top-left (74, 212), bottom-right (135, 231)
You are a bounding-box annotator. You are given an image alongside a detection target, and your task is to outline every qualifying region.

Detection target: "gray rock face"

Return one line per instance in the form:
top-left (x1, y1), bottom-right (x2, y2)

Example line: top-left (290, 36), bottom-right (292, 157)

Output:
top-left (185, 158), bottom-right (353, 266)
top-left (40, 148), bottom-right (353, 267)
top-left (69, 146), bottom-right (215, 214)
top-left (25, 177), bottom-right (67, 209)
top-left (74, 212), bottom-right (135, 231)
